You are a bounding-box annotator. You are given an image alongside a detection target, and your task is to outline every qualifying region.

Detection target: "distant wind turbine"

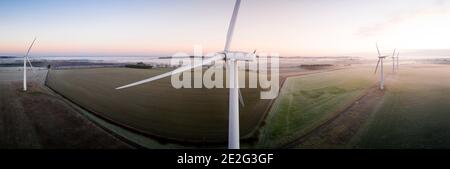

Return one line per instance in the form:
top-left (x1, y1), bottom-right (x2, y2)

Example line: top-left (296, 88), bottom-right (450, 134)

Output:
top-left (374, 43), bottom-right (387, 90)
top-left (23, 38), bottom-right (37, 91)
top-left (392, 48), bottom-right (396, 72)
top-left (115, 0), bottom-right (255, 149)
top-left (396, 51), bottom-right (400, 70)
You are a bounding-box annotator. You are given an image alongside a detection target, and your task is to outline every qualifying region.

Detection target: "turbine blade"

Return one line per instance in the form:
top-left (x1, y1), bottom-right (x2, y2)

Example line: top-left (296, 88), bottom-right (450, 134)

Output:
top-left (392, 48), bottom-right (396, 57)
top-left (374, 59), bottom-right (381, 74)
top-left (26, 56), bottom-right (34, 70)
top-left (116, 55), bottom-right (225, 90)
top-left (239, 88), bottom-right (245, 107)
top-left (25, 37), bottom-right (37, 58)
top-left (376, 43), bottom-right (381, 57)
top-left (223, 0), bottom-right (241, 52)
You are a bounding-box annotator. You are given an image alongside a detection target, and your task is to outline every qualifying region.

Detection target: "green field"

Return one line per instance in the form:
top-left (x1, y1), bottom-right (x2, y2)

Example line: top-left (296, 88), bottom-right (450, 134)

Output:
top-left (46, 67), bottom-right (271, 143)
top-left (351, 65), bottom-right (450, 148)
top-left (256, 68), bottom-right (375, 148)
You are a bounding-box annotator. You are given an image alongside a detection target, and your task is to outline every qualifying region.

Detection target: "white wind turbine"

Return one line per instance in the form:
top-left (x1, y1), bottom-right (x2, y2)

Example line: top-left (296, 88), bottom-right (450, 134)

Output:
top-left (396, 51), bottom-right (400, 70)
top-left (374, 43), bottom-right (388, 90)
top-left (23, 38), bottom-right (37, 91)
top-left (391, 48), bottom-right (396, 72)
top-left (115, 0), bottom-right (254, 149)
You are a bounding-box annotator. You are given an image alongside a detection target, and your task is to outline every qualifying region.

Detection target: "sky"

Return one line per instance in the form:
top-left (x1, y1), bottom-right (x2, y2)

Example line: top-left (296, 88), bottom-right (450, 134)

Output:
top-left (1, 0), bottom-right (450, 57)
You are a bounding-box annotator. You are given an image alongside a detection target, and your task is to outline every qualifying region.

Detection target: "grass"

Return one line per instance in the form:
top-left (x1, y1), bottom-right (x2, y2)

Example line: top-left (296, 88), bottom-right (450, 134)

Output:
top-left (256, 68), bottom-right (375, 148)
top-left (46, 67), bottom-right (271, 144)
top-left (351, 66), bottom-right (450, 148)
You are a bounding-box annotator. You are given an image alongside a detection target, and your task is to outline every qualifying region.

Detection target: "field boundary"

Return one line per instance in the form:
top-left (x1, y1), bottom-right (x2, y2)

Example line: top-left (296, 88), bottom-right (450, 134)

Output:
top-left (44, 69), bottom-right (145, 148)
top-left (280, 83), bottom-right (382, 148)
top-left (249, 67), bottom-right (348, 141)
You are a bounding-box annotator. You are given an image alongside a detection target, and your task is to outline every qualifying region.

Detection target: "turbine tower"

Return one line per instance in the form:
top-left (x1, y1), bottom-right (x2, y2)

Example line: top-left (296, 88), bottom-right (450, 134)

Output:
top-left (374, 43), bottom-right (387, 90)
top-left (115, 0), bottom-right (254, 149)
top-left (23, 38), bottom-right (37, 91)
top-left (392, 48), bottom-right (396, 72)
top-left (396, 51), bottom-right (400, 70)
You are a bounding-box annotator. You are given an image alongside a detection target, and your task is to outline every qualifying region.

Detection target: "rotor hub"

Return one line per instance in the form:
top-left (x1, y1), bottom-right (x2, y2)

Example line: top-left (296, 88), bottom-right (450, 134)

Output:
top-left (223, 51), bottom-right (256, 61)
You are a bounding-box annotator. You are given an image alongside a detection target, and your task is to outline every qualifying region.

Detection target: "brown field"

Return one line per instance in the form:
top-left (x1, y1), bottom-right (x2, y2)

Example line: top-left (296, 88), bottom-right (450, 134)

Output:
top-left (46, 67), bottom-right (273, 143)
top-left (0, 70), bottom-right (129, 148)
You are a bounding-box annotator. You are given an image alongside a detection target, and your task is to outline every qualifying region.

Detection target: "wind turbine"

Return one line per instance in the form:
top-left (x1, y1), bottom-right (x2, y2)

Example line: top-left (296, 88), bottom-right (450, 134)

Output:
top-left (391, 48), bottom-right (396, 72)
top-left (374, 43), bottom-right (388, 90)
top-left (115, 0), bottom-right (255, 149)
top-left (23, 38), bottom-right (37, 91)
top-left (396, 51), bottom-right (400, 70)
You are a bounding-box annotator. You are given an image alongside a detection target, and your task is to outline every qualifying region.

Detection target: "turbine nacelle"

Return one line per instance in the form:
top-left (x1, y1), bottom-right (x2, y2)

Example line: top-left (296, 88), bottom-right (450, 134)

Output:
top-left (223, 51), bottom-right (256, 61)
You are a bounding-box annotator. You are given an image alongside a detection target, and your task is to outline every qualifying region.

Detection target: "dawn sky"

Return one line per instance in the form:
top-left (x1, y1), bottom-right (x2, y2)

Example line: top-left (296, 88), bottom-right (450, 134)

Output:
top-left (1, 0), bottom-right (450, 57)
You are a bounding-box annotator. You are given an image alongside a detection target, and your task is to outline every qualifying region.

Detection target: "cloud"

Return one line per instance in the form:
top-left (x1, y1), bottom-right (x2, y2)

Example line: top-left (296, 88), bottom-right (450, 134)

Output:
top-left (357, 3), bottom-right (449, 37)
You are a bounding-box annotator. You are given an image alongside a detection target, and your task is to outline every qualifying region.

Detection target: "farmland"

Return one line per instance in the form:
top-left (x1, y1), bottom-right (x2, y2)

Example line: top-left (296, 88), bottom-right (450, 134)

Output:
top-left (46, 67), bottom-right (272, 144)
top-left (351, 64), bottom-right (450, 148)
top-left (0, 68), bottom-right (129, 148)
top-left (256, 67), bottom-right (376, 148)
top-left (42, 63), bottom-right (450, 149)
